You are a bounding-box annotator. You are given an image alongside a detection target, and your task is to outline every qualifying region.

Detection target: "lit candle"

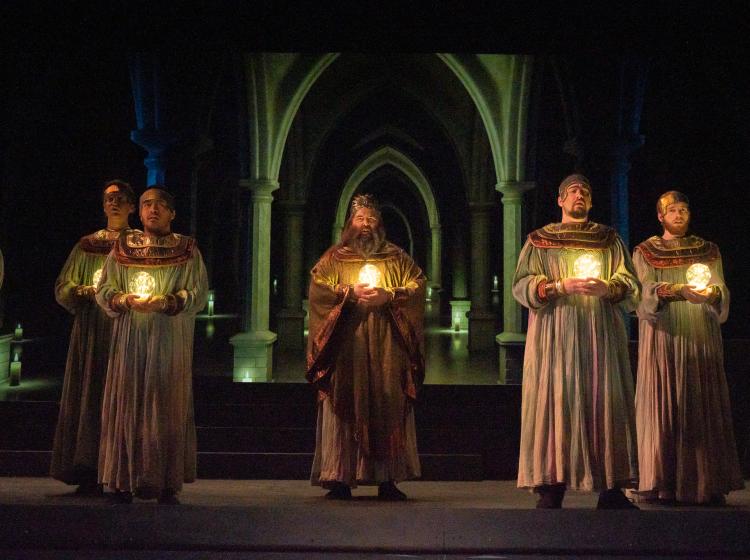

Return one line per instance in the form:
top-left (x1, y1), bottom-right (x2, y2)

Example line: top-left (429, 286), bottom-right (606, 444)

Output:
top-left (9, 357), bottom-right (21, 386)
top-left (91, 268), bottom-right (103, 287)
top-left (573, 253), bottom-right (602, 279)
top-left (207, 289), bottom-right (215, 316)
top-left (13, 323), bottom-right (22, 340)
top-left (358, 264), bottom-right (382, 288)
top-left (128, 271), bottom-right (156, 299)
top-left (686, 263), bottom-right (711, 290)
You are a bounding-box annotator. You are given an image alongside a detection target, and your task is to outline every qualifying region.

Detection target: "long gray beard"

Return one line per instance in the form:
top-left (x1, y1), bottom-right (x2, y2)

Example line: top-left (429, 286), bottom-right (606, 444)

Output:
top-left (349, 231), bottom-right (384, 258)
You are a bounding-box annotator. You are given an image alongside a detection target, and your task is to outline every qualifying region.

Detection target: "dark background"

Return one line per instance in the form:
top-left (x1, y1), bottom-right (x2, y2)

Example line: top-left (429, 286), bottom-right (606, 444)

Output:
top-left (3, 5), bottom-right (749, 342)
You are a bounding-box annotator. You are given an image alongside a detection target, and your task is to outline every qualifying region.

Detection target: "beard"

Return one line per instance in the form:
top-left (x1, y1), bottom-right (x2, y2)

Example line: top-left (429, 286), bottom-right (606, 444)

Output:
top-left (663, 221), bottom-right (688, 237)
top-left (341, 225), bottom-right (386, 257)
top-left (567, 206), bottom-right (589, 220)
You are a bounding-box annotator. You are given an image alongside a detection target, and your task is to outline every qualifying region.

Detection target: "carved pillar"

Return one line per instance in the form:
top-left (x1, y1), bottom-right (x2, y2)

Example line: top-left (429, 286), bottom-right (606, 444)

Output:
top-left (467, 203), bottom-right (495, 350)
top-left (495, 181), bottom-right (535, 384)
top-left (230, 179), bottom-right (279, 382)
top-left (276, 201), bottom-right (306, 350)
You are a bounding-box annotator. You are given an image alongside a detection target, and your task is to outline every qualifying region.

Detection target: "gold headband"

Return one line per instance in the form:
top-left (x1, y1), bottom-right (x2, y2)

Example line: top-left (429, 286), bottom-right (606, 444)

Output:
top-left (657, 191), bottom-right (689, 215)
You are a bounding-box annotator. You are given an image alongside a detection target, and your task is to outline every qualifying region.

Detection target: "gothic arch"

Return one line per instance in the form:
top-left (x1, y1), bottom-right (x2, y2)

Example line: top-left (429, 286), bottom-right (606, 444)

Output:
top-left (332, 146), bottom-right (442, 288)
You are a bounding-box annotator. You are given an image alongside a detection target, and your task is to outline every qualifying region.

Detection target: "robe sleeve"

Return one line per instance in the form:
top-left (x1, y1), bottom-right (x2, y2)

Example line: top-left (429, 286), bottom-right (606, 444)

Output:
top-left (608, 236), bottom-right (641, 313)
top-left (174, 246), bottom-right (209, 315)
top-left (512, 239), bottom-right (549, 310)
top-left (306, 252), bottom-right (353, 386)
top-left (633, 248), bottom-right (665, 322)
top-left (707, 249), bottom-right (730, 324)
top-left (95, 249), bottom-right (125, 319)
top-left (55, 243), bottom-right (86, 314)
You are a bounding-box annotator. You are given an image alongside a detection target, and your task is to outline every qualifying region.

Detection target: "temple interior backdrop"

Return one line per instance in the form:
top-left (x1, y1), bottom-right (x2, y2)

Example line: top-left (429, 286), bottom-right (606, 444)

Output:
top-left (2, 49), bottom-right (749, 384)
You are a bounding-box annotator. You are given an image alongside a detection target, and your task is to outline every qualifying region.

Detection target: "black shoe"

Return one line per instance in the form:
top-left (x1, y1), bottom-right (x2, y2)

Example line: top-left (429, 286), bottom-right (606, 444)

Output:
top-left (325, 482), bottom-right (352, 500)
top-left (157, 489), bottom-right (180, 505)
top-left (378, 481), bottom-right (407, 501)
top-left (534, 484), bottom-right (566, 509)
top-left (597, 488), bottom-right (639, 510)
top-left (111, 490), bottom-right (133, 504)
top-left (74, 482), bottom-right (103, 496)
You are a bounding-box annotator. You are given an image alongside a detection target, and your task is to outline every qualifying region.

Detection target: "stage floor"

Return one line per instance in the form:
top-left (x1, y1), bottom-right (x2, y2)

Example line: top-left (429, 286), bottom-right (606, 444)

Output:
top-left (1, 478), bottom-right (749, 558)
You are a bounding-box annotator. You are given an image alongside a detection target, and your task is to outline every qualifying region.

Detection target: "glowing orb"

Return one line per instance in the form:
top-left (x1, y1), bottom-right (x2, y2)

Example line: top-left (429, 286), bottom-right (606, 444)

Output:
top-left (91, 268), bottom-right (103, 287)
top-left (573, 253), bottom-right (602, 279)
top-left (686, 263), bottom-right (711, 290)
top-left (358, 264), bottom-right (382, 288)
top-left (129, 271), bottom-right (155, 298)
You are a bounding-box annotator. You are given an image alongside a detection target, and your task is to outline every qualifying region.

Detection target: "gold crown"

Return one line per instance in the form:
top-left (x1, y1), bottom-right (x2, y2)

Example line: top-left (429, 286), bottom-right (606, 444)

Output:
top-left (351, 194), bottom-right (379, 213)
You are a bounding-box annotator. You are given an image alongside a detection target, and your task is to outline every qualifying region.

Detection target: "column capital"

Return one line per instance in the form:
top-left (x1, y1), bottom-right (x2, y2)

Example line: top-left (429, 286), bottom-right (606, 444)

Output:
top-left (130, 129), bottom-right (177, 154)
top-left (496, 181), bottom-right (535, 200)
top-left (467, 201), bottom-right (495, 213)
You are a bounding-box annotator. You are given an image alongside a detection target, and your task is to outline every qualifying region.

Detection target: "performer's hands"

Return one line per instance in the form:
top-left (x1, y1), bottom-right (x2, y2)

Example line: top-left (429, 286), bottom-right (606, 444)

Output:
top-left (562, 277), bottom-right (609, 298)
top-left (129, 294), bottom-right (164, 313)
top-left (354, 283), bottom-right (390, 307)
top-left (680, 284), bottom-right (710, 304)
top-left (74, 285), bottom-right (96, 301)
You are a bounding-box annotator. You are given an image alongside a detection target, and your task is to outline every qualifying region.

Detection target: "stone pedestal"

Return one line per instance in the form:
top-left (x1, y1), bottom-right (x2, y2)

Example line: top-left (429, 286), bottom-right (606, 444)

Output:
top-left (0, 334), bottom-right (11, 383)
top-left (276, 309), bottom-right (306, 350)
top-left (496, 331), bottom-right (526, 385)
top-left (468, 310), bottom-right (496, 351)
top-left (230, 330), bottom-right (277, 382)
top-left (449, 300), bottom-right (471, 331)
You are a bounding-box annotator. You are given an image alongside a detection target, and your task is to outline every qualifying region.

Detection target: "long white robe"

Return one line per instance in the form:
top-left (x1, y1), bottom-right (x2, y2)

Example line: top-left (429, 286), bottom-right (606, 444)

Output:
top-left (51, 229), bottom-right (125, 484)
top-left (634, 235), bottom-right (744, 503)
top-left (513, 222), bottom-right (640, 491)
top-left (96, 232), bottom-right (207, 497)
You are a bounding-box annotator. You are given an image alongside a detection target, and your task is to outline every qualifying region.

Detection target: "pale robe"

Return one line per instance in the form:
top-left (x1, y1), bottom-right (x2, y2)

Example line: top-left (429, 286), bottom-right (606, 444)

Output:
top-left (307, 241), bottom-right (425, 487)
top-left (96, 231), bottom-right (207, 497)
top-left (51, 229), bottom-right (127, 484)
top-left (634, 235), bottom-right (744, 503)
top-left (513, 222), bottom-right (640, 491)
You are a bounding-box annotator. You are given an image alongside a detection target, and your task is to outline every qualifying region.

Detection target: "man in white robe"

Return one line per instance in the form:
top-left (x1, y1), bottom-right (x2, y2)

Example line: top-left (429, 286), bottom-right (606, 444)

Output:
top-left (633, 191), bottom-right (743, 504)
top-left (513, 174), bottom-right (640, 509)
top-left (51, 180), bottom-right (136, 494)
top-left (96, 187), bottom-right (207, 504)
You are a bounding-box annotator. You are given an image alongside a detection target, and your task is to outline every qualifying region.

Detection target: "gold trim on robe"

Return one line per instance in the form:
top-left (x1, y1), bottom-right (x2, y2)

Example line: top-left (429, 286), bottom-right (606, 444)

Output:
top-left (528, 221), bottom-right (617, 249)
top-left (113, 231), bottom-right (195, 267)
top-left (79, 228), bottom-right (135, 255)
top-left (635, 235), bottom-right (719, 268)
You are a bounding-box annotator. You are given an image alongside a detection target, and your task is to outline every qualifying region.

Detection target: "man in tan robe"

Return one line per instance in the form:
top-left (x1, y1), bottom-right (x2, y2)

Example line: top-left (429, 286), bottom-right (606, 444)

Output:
top-left (96, 187), bottom-right (207, 504)
top-left (307, 194), bottom-right (425, 500)
top-left (513, 174), bottom-right (640, 509)
top-left (51, 180), bottom-right (136, 494)
top-left (633, 191), bottom-right (743, 504)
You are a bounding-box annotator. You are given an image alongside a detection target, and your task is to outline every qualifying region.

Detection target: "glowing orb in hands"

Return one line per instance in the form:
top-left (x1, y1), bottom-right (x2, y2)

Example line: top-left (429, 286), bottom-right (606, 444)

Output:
top-left (91, 268), bottom-right (103, 287)
top-left (573, 253), bottom-right (602, 279)
top-left (686, 263), bottom-right (711, 290)
top-left (358, 264), bottom-right (382, 288)
top-left (129, 271), bottom-right (155, 299)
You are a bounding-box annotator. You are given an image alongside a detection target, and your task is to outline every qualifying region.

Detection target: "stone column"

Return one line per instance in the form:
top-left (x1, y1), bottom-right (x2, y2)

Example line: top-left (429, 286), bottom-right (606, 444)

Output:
top-left (428, 224), bottom-right (442, 303)
top-left (230, 179), bottom-right (279, 382)
top-left (467, 202), bottom-right (496, 351)
top-left (276, 201), bottom-right (306, 350)
top-left (130, 130), bottom-right (175, 186)
top-left (495, 181), bottom-right (535, 384)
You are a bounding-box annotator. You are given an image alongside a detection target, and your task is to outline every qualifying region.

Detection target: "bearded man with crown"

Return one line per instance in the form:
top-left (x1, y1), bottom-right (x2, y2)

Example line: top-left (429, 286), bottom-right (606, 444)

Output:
top-left (633, 191), bottom-right (743, 505)
top-left (51, 180), bottom-right (138, 494)
top-left (95, 186), bottom-right (207, 504)
top-left (513, 174), bottom-right (641, 509)
top-left (306, 194), bottom-right (425, 501)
